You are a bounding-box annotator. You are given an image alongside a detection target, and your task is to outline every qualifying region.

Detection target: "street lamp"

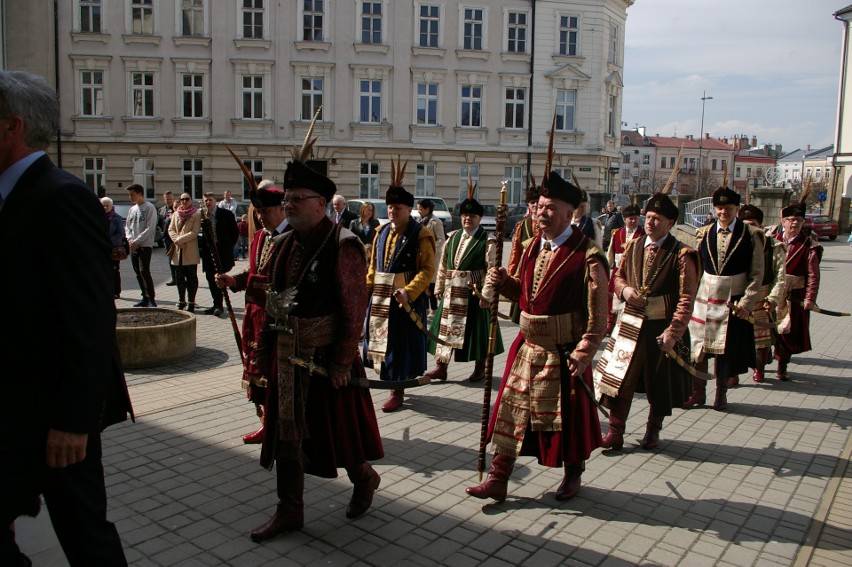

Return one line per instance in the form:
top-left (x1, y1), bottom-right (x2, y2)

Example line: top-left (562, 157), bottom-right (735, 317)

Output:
top-left (697, 91), bottom-right (713, 194)
top-left (608, 162), bottom-right (620, 201)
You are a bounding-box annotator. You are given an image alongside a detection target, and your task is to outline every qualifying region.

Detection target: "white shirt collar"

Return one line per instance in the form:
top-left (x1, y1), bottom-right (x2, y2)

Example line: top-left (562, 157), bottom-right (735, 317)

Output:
top-left (644, 233), bottom-right (668, 248)
top-left (541, 224), bottom-right (573, 251)
top-left (716, 218), bottom-right (737, 233)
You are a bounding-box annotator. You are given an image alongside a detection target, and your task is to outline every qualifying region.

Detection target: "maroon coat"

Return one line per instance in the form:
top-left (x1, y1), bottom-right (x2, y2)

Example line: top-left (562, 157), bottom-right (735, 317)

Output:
top-left (775, 230), bottom-right (822, 354)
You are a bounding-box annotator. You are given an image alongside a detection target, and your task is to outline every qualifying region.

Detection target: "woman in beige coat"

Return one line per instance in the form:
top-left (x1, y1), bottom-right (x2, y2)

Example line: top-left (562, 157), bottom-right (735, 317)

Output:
top-left (168, 193), bottom-right (202, 311)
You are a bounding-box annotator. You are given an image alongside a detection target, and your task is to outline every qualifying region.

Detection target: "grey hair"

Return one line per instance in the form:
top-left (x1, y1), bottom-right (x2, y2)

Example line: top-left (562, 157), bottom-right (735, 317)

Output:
top-left (332, 194), bottom-right (345, 204)
top-left (257, 178), bottom-right (276, 189)
top-left (100, 196), bottom-right (114, 208)
top-left (0, 71), bottom-right (59, 149)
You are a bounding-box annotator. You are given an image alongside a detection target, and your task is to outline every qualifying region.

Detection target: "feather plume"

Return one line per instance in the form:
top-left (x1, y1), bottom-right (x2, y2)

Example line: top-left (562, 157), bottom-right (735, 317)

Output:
top-left (572, 173), bottom-right (581, 189)
top-left (226, 146), bottom-right (259, 195)
top-left (466, 168), bottom-right (476, 200)
top-left (630, 192), bottom-right (637, 206)
top-left (390, 155), bottom-right (408, 188)
top-left (799, 176), bottom-right (813, 204)
top-left (528, 171), bottom-right (537, 189)
top-left (661, 145), bottom-right (684, 195)
top-left (293, 105), bottom-right (322, 163)
top-left (722, 167), bottom-right (729, 189)
top-left (543, 114), bottom-right (556, 182)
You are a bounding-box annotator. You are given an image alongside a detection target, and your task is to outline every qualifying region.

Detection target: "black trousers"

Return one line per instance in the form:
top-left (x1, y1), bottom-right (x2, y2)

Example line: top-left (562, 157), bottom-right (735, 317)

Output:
top-left (203, 268), bottom-right (223, 308)
top-left (130, 246), bottom-right (155, 301)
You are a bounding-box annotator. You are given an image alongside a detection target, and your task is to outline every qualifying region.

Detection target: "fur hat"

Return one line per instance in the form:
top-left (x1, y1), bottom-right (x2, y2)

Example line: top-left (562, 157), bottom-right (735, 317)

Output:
top-left (458, 168), bottom-right (484, 216)
top-left (251, 185), bottom-right (285, 208)
top-left (712, 186), bottom-right (741, 207)
top-left (282, 106), bottom-right (336, 201)
top-left (738, 204), bottom-right (764, 225)
top-left (645, 193), bottom-right (679, 220)
top-left (622, 204), bottom-right (641, 217)
top-left (385, 156), bottom-right (414, 207)
top-left (541, 171), bottom-right (582, 208)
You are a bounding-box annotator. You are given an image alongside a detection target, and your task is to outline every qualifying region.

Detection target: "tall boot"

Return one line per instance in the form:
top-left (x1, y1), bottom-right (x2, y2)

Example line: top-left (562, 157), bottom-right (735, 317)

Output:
top-left (243, 413), bottom-right (265, 445)
top-left (640, 410), bottom-right (664, 450)
top-left (467, 359), bottom-right (486, 383)
top-left (683, 375), bottom-right (707, 409)
top-left (423, 361), bottom-right (448, 381)
top-left (250, 461), bottom-right (304, 542)
top-left (381, 389), bottom-right (404, 412)
top-left (465, 453), bottom-right (515, 502)
top-left (601, 395), bottom-right (632, 450)
top-left (776, 347), bottom-right (790, 381)
top-left (753, 347), bottom-right (769, 382)
top-left (713, 377), bottom-right (728, 411)
top-left (345, 462), bottom-right (381, 519)
top-left (555, 461), bottom-right (585, 501)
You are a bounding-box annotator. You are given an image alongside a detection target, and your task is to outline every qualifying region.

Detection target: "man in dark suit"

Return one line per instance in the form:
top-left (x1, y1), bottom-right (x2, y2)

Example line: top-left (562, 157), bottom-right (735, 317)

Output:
top-left (200, 191), bottom-right (239, 316)
top-left (330, 194), bottom-right (357, 227)
top-left (0, 71), bottom-right (133, 566)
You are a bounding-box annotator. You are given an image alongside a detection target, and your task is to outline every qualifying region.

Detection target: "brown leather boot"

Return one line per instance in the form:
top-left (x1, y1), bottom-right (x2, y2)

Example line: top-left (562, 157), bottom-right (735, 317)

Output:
top-left (250, 462), bottom-right (304, 542)
top-left (601, 395), bottom-right (632, 450)
top-left (381, 389), bottom-right (404, 412)
top-left (467, 359), bottom-right (486, 382)
top-left (465, 454), bottom-right (515, 502)
top-left (683, 375), bottom-right (707, 409)
top-left (555, 461), bottom-right (584, 501)
top-left (753, 347), bottom-right (769, 382)
top-left (713, 377), bottom-right (728, 411)
top-left (640, 412), bottom-right (664, 450)
top-left (345, 463), bottom-right (381, 519)
top-left (424, 362), bottom-right (448, 381)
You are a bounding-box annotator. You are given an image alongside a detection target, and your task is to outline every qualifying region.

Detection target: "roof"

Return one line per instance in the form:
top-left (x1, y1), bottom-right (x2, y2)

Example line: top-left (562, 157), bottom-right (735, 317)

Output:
top-left (620, 129), bottom-right (649, 146)
top-left (777, 149), bottom-right (804, 163)
top-left (804, 145), bottom-right (834, 159)
top-left (648, 136), bottom-right (734, 151)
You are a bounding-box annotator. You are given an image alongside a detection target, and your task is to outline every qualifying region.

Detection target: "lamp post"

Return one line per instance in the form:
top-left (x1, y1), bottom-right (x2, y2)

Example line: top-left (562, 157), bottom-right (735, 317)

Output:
top-left (698, 91), bottom-right (713, 194)
top-left (608, 162), bottom-right (620, 201)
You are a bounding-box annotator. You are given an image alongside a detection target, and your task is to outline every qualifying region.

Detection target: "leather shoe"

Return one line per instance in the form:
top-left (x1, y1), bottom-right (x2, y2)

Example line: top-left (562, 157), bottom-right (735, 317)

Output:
top-left (467, 360), bottom-right (486, 383)
top-left (242, 425), bottom-right (264, 444)
top-left (250, 507), bottom-right (303, 542)
top-left (133, 299), bottom-right (150, 308)
top-left (202, 306), bottom-right (222, 315)
top-left (213, 307), bottom-right (223, 316)
top-left (148, 300), bottom-right (158, 308)
top-left (777, 372), bottom-right (790, 381)
top-left (753, 369), bottom-right (763, 383)
top-left (682, 391), bottom-right (705, 410)
top-left (187, 303), bottom-right (196, 313)
top-left (346, 465), bottom-right (381, 519)
top-left (381, 390), bottom-right (404, 412)
top-left (424, 362), bottom-right (448, 381)
top-left (555, 465), bottom-right (583, 501)
top-left (177, 302), bottom-right (187, 310)
top-left (165, 281), bottom-right (177, 286)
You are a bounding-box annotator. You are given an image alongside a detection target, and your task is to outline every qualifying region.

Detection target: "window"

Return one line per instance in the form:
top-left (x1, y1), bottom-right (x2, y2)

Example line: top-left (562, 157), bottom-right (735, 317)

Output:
top-left (416, 83), bottom-right (439, 125)
top-left (670, 156), bottom-right (675, 169)
top-left (242, 75), bottom-right (263, 119)
top-left (711, 158), bottom-right (718, 171)
top-left (721, 159), bottom-right (727, 172)
top-left (242, 160), bottom-right (263, 198)
top-left (360, 2), bottom-right (382, 44)
top-left (555, 89), bottom-right (575, 132)
top-left (462, 8), bottom-right (483, 50)
top-left (746, 167), bottom-right (752, 178)
top-left (660, 156), bottom-right (666, 168)
top-left (80, 0), bottom-right (102, 33)
top-left (83, 157), bottom-right (106, 191)
top-left (642, 154), bottom-right (650, 165)
top-left (182, 74), bottom-right (204, 118)
top-left (242, 0), bottom-right (264, 39)
top-left (460, 84), bottom-right (482, 127)
top-left (504, 166), bottom-right (523, 204)
top-left (607, 95), bottom-right (616, 136)
top-left (559, 15), bottom-right (579, 56)
top-left (609, 24), bottom-right (618, 64)
top-left (735, 166), bottom-right (741, 177)
top-left (81, 70), bottom-right (104, 116)
top-left (303, 0), bottom-right (324, 41)
top-left (183, 158), bottom-right (204, 199)
top-left (504, 87), bottom-right (525, 129)
top-left (181, 0), bottom-right (204, 37)
top-left (360, 162), bottom-right (380, 198)
top-left (132, 73), bottom-right (155, 117)
top-left (418, 4), bottom-right (439, 47)
top-left (132, 158), bottom-right (156, 199)
top-left (359, 80), bottom-right (382, 123)
top-left (507, 11), bottom-right (526, 53)
top-left (415, 163), bottom-right (437, 196)
top-left (552, 166), bottom-right (572, 181)
top-left (300, 78), bottom-right (324, 121)
top-left (130, 0), bottom-right (154, 35)
top-left (459, 164), bottom-right (479, 201)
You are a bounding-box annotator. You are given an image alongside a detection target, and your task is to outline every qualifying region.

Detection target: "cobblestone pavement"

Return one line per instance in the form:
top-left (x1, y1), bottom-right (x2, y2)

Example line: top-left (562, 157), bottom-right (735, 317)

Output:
top-left (17, 238), bottom-right (852, 566)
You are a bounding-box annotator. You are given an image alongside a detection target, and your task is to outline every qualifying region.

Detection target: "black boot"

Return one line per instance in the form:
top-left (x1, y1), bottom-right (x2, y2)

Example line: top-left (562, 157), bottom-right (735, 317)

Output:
top-left (467, 359), bottom-right (486, 382)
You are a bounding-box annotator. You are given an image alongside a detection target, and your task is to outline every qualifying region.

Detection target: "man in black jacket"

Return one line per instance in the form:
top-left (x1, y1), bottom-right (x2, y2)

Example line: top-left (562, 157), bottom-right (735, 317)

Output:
top-left (0, 70), bottom-right (133, 567)
top-left (200, 191), bottom-right (239, 316)
top-left (330, 194), bottom-right (358, 226)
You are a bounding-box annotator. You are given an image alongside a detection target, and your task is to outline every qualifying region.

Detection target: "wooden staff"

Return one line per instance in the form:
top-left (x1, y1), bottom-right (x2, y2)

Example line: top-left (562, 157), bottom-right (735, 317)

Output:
top-left (477, 181), bottom-right (509, 480)
top-left (200, 208), bottom-right (245, 364)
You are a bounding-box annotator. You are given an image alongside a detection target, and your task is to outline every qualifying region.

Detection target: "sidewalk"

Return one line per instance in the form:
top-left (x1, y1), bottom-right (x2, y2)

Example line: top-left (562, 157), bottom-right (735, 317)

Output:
top-left (18, 240), bottom-right (852, 566)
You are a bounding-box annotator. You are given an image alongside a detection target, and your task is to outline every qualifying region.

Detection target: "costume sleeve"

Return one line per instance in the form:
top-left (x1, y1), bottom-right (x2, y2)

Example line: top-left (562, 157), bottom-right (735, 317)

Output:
top-left (434, 234), bottom-right (449, 298)
top-left (507, 219), bottom-right (524, 276)
top-left (333, 239), bottom-right (368, 369)
top-left (612, 238), bottom-right (634, 300)
top-left (404, 226), bottom-right (436, 300)
top-left (666, 250), bottom-right (699, 339)
top-left (805, 246), bottom-right (821, 303)
top-left (766, 242), bottom-right (787, 305)
top-left (365, 229), bottom-right (379, 294)
top-left (739, 230), bottom-right (766, 311)
top-left (572, 254), bottom-right (608, 366)
top-left (606, 231), bottom-right (616, 267)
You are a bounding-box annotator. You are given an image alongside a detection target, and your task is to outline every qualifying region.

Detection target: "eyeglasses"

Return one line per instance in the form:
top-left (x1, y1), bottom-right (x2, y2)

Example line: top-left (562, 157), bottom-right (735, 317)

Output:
top-left (283, 195), bottom-right (323, 205)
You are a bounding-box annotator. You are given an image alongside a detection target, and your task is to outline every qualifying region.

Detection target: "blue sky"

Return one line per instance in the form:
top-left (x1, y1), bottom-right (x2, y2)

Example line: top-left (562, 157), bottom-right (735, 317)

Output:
top-left (623, 0), bottom-right (843, 153)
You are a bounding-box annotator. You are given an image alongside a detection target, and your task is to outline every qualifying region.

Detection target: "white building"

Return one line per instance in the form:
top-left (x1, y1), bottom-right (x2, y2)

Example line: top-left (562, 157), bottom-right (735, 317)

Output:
top-left (3, 0), bottom-right (634, 207)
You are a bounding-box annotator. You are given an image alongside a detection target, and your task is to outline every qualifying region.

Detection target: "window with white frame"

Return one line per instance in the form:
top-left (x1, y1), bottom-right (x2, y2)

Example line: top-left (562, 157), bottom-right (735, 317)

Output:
top-left (607, 95), bottom-right (616, 136)
top-left (242, 0), bottom-right (264, 39)
top-left (242, 75), bottom-right (264, 119)
top-left (242, 160), bottom-right (263, 197)
top-left (359, 80), bottom-right (382, 123)
top-left (504, 165), bottom-right (523, 204)
top-left (558, 15), bottom-right (579, 56)
top-left (460, 84), bottom-right (482, 127)
top-left (670, 156), bottom-right (676, 168)
top-left (416, 83), bottom-right (439, 125)
top-left (360, 162), bottom-right (381, 198)
top-left (132, 158), bottom-right (156, 199)
top-left (507, 11), bottom-right (526, 53)
top-left (711, 158), bottom-right (718, 171)
top-left (132, 72), bottom-right (155, 117)
top-left (418, 4), bottom-right (439, 47)
top-left (303, 0), bottom-right (324, 41)
top-left (642, 154), bottom-right (650, 165)
top-left (415, 163), bottom-right (437, 196)
top-left (459, 164), bottom-right (479, 201)
top-left (130, 0), bottom-right (154, 35)
top-left (660, 156), bottom-right (666, 168)
top-left (504, 87), bottom-right (525, 129)
top-left (552, 166), bottom-right (573, 181)
top-left (747, 167), bottom-right (752, 178)
top-left (181, 0), bottom-right (204, 37)
top-left (609, 24), bottom-right (618, 64)
top-left (181, 74), bottom-right (204, 118)
top-left (79, 0), bottom-right (102, 33)
top-left (83, 157), bottom-right (106, 191)
top-left (81, 70), bottom-right (104, 116)
top-left (555, 89), bottom-right (575, 132)
top-left (300, 78), bottom-right (324, 121)
top-left (360, 2), bottom-right (382, 44)
top-left (183, 158), bottom-right (204, 199)
top-left (462, 8), bottom-right (484, 50)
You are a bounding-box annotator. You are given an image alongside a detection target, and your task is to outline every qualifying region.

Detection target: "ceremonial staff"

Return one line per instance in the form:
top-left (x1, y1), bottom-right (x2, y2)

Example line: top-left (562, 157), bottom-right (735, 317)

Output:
top-left (477, 180), bottom-right (509, 480)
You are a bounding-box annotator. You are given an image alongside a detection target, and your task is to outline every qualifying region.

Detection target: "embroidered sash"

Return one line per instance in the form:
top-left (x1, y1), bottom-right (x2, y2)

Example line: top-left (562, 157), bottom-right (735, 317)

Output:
top-left (434, 270), bottom-right (473, 363)
top-left (775, 275), bottom-right (805, 335)
top-left (366, 272), bottom-right (395, 370)
top-left (594, 301), bottom-right (645, 399)
top-left (688, 272), bottom-right (746, 358)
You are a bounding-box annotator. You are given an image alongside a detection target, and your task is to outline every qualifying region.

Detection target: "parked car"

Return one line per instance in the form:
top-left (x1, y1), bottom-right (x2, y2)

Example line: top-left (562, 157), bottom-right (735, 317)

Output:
top-left (505, 205), bottom-right (531, 237)
top-left (805, 213), bottom-right (839, 240)
top-left (410, 196), bottom-right (453, 234)
top-left (113, 202), bottom-right (164, 247)
top-left (344, 198), bottom-right (392, 226)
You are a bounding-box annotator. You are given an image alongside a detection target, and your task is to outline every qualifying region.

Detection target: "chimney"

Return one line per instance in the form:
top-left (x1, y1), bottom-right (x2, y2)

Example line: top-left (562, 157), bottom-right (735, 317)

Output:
top-left (751, 136), bottom-right (757, 147)
top-left (638, 126), bottom-right (645, 136)
top-left (705, 133), bottom-right (710, 140)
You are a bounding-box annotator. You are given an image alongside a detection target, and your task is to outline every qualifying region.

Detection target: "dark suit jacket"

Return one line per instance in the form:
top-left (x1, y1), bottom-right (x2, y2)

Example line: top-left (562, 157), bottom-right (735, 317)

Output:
top-left (332, 208), bottom-right (357, 226)
top-left (0, 155), bottom-right (133, 472)
top-left (200, 205), bottom-right (239, 273)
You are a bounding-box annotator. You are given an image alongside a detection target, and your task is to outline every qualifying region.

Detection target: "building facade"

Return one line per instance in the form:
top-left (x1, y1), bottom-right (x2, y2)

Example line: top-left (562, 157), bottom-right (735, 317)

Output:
top-left (3, 0), bottom-right (634, 207)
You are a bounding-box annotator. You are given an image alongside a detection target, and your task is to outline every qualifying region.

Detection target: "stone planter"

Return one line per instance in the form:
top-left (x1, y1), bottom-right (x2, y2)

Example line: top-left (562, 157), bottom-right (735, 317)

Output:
top-left (116, 308), bottom-right (196, 369)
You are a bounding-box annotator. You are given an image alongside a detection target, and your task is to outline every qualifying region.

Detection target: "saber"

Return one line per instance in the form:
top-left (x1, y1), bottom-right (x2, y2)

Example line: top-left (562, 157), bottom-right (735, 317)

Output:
top-left (397, 299), bottom-right (454, 346)
top-left (661, 348), bottom-right (714, 381)
top-left (287, 356), bottom-right (431, 389)
top-left (794, 298), bottom-right (850, 317)
top-left (556, 344), bottom-right (609, 419)
top-left (470, 283), bottom-right (511, 320)
top-left (727, 301), bottom-right (777, 329)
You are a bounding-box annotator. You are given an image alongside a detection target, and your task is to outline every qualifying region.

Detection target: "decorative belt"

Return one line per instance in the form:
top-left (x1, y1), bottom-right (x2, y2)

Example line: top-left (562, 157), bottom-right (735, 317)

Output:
top-left (519, 310), bottom-right (583, 349)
